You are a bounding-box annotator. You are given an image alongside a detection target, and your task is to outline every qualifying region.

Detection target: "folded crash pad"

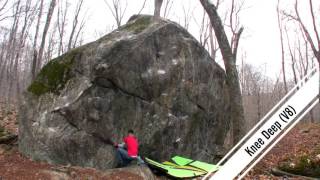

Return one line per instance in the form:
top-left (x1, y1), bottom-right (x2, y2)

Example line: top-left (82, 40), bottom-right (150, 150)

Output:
top-left (145, 156), bottom-right (220, 178)
top-left (145, 157), bottom-right (206, 178)
top-left (162, 161), bottom-right (207, 173)
top-left (171, 156), bottom-right (220, 172)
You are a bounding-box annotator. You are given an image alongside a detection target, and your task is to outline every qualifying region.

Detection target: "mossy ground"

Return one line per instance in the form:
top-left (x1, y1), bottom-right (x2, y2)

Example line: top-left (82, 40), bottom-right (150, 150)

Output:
top-left (279, 152), bottom-right (320, 177)
top-left (275, 124), bottom-right (320, 178)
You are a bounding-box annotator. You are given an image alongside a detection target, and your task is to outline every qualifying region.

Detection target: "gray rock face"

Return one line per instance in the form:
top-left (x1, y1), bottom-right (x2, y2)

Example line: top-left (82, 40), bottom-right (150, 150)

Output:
top-left (19, 15), bottom-right (230, 170)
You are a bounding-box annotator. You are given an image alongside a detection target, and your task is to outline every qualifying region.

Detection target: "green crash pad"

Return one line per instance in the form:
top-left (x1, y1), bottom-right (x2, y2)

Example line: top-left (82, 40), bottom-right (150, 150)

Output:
top-left (145, 157), bottom-right (206, 178)
top-left (145, 156), bottom-right (220, 178)
top-left (171, 156), bottom-right (194, 166)
top-left (162, 161), bottom-right (207, 173)
top-left (171, 156), bottom-right (220, 172)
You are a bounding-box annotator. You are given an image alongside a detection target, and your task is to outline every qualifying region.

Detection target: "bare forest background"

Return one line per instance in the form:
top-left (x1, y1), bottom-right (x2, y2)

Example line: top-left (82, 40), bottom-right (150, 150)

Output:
top-left (0, 0), bottom-right (319, 135)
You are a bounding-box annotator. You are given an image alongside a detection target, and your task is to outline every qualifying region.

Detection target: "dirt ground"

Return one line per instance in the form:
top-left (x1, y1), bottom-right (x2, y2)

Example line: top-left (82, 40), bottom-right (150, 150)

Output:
top-left (0, 108), bottom-right (145, 180)
top-left (0, 145), bottom-right (146, 180)
top-left (0, 107), bottom-right (319, 179)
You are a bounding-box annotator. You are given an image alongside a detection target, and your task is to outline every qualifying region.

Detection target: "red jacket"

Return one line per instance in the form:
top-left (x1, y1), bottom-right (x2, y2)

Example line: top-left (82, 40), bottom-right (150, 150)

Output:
top-left (123, 135), bottom-right (138, 157)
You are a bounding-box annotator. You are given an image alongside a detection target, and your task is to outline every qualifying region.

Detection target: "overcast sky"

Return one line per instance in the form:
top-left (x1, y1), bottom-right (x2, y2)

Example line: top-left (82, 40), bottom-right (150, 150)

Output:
top-left (78, 0), bottom-right (316, 79)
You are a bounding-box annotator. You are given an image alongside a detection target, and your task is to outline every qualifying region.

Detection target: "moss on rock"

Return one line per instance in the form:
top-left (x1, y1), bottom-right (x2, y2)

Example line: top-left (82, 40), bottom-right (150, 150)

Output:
top-left (120, 16), bottom-right (152, 34)
top-left (28, 48), bottom-right (80, 96)
top-left (27, 81), bottom-right (49, 96)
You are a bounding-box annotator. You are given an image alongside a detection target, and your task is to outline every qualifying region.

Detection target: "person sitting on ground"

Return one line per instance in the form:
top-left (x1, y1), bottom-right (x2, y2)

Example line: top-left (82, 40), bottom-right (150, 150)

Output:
top-left (114, 129), bottom-right (143, 167)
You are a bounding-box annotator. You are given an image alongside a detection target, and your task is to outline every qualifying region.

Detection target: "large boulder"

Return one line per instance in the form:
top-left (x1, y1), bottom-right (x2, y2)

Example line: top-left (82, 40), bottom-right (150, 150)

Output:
top-left (19, 15), bottom-right (230, 170)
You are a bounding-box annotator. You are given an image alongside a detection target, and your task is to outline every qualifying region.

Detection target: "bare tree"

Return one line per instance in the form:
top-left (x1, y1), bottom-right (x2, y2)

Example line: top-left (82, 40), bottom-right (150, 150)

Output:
top-left (293, 0), bottom-right (320, 98)
top-left (67, 0), bottom-right (84, 51)
top-left (0, 0), bottom-right (88, 106)
top-left (57, 0), bottom-right (69, 55)
top-left (0, 0), bottom-right (38, 106)
top-left (282, 25), bottom-right (298, 85)
top-left (0, 0), bottom-right (9, 21)
top-left (181, 4), bottom-right (194, 30)
top-left (285, 25), bottom-right (316, 122)
top-left (277, 0), bottom-right (288, 93)
top-left (195, 6), bottom-right (219, 61)
top-left (282, 0), bottom-right (320, 116)
top-left (36, 0), bottom-right (57, 74)
top-left (229, 0), bottom-right (244, 58)
top-left (197, 10), bottom-right (210, 48)
top-left (137, 0), bottom-right (147, 15)
top-left (208, 24), bottom-right (220, 60)
top-left (240, 63), bottom-right (268, 129)
top-left (13, 0), bottom-right (36, 101)
top-left (4, 0), bottom-right (21, 106)
top-left (72, 17), bottom-right (86, 49)
top-left (162, 0), bottom-right (173, 19)
top-left (0, 0), bottom-right (21, 22)
top-left (199, 0), bottom-right (245, 144)
top-left (31, 0), bottom-right (44, 80)
top-left (104, 0), bottom-right (128, 28)
top-left (154, 0), bottom-right (163, 20)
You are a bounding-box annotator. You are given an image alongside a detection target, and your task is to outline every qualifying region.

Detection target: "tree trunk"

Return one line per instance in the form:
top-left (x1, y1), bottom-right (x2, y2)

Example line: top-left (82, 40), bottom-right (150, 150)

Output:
top-left (199, 0), bottom-right (245, 145)
top-left (14, 0), bottom-right (32, 102)
top-left (31, 0), bottom-right (44, 80)
top-left (36, 0), bottom-right (56, 75)
top-left (154, 0), bottom-right (163, 20)
top-left (277, 0), bottom-right (288, 93)
top-left (5, 0), bottom-right (21, 107)
top-left (67, 0), bottom-right (83, 51)
top-left (57, 0), bottom-right (68, 56)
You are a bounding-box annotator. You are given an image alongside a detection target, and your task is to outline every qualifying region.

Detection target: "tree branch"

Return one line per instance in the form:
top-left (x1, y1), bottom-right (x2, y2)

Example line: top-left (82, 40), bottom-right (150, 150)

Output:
top-left (232, 26), bottom-right (243, 59)
top-left (308, 0), bottom-right (320, 54)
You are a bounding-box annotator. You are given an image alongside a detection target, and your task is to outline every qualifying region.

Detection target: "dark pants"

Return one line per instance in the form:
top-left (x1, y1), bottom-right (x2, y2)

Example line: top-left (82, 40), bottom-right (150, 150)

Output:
top-left (116, 147), bottom-right (134, 167)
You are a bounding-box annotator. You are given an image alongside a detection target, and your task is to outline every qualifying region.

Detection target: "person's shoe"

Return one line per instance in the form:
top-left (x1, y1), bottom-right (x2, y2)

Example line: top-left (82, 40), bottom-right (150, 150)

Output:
top-left (137, 156), bottom-right (145, 165)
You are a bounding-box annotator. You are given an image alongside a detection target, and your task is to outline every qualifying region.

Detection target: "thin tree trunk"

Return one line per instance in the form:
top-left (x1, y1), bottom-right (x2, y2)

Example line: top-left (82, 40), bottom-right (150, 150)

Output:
top-left (199, 0), bottom-right (245, 145)
top-left (137, 0), bottom-right (147, 15)
top-left (0, 40), bottom-right (5, 72)
top-left (162, 0), bottom-right (172, 18)
top-left (31, 0), bottom-right (44, 80)
top-left (277, 0), bottom-right (288, 93)
top-left (36, 0), bottom-right (56, 74)
top-left (73, 18), bottom-right (85, 49)
top-left (67, 0), bottom-right (83, 51)
top-left (257, 89), bottom-right (261, 121)
top-left (154, 0), bottom-right (163, 20)
top-left (208, 24), bottom-right (218, 60)
top-left (5, 0), bottom-right (21, 107)
top-left (0, 34), bottom-right (8, 96)
top-left (14, 0), bottom-right (33, 102)
top-left (57, 0), bottom-right (68, 55)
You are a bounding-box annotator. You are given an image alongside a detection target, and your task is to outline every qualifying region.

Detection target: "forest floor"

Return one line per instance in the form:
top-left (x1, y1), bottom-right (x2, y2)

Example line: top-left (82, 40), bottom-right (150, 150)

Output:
top-left (0, 107), bottom-right (319, 180)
